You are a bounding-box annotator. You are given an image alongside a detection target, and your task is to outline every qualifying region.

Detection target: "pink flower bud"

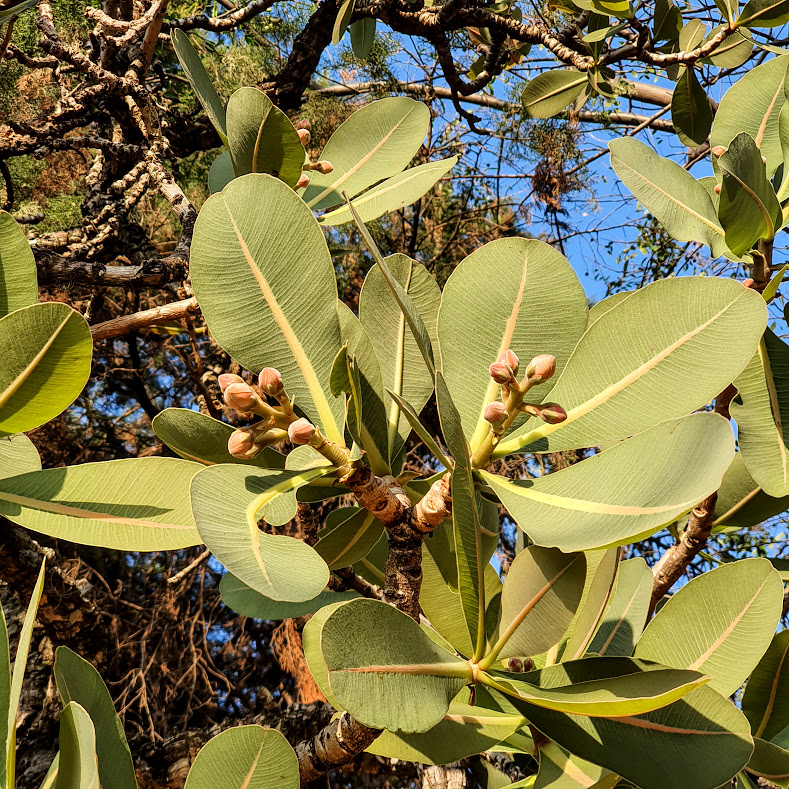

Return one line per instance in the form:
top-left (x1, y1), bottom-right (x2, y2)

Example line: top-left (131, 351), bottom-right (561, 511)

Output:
top-left (498, 349), bottom-right (519, 376)
top-left (224, 381), bottom-right (257, 411)
top-left (743, 278), bottom-right (755, 289)
top-left (296, 174), bottom-right (310, 190)
top-left (296, 119), bottom-right (311, 131)
top-left (507, 657), bottom-right (524, 672)
top-left (288, 418), bottom-right (315, 445)
top-left (710, 145), bottom-right (726, 157)
top-left (228, 429), bottom-right (259, 459)
top-left (218, 373), bottom-right (244, 393)
top-left (489, 361), bottom-right (515, 385)
top-left (316, 160), bottom-right (333, 174)
top-left (297, 128), bottom-right (311, 146)
top-left (537, 403), bottom-right (567, 424)
top-left (526, 354), bottom-right (556, 385)
top-left (714, 183), bottom-right (722, 195)
top-left (258, 367), bottom-right (284, 397)
top-left (484, 402), bottom-right (508, 424)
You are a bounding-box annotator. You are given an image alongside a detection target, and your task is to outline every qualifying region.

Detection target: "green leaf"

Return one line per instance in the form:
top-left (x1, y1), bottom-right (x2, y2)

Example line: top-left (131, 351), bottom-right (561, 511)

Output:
top-left (653, 0), bottom-right (682, 41)
top-left (0, 591), bottom-right (8, 789)
top-left (366, 702), bottom-right (526, 764)
top-left (561, 549), bottom-right (618, 661)
top-left (587, 291), bottom-right (634, 328)
top-left (0, 211), bottom-right (36, 318)
top-left (494, 277), bottom-right (765, 456)
top-left (713, 452), bottom-right (789, 531)
top-left (184, 726), bottom-right (299, 789)
top-left (437, 373), bottom-right (487, 660)
top-left (0, 302), bottom-right (92, 437)
top-left (493, 657), bottom-right (707, 717)
top-left (332, 0), bottom-right (355, 44)
top-left (588, 557), bottom-right (652, 657)
top-left (489, 547), bottom-right (586, 664)
top-left (711, 55), bottom-right (789, 176)
top-left (190, 174), bottom-right (345, 443)
top-left (359, 254), bottom-right (441, 463)
top-left (732, 330), bottom-right (789, 496)
top-left (304, 98), bottom-right (430, 210)
top-left (152, 408), bottom-right (284, 468)
top-left (55, 702), bottom-right (99, 789)
top-left (738, 0), bottom-right (789, 26)
top-left (486, 414), bottom-right (734, 550)
top-left (671, 67), bottom-right (713, 147)
top-left (336, 302), bottom-right (389, 474)
top-left (508, 684), bottom-right (752, 789)
top-left (319, 157), bottom-right (457, 225)
top-left (705, 27), bottom-right (753, 68)
top-left (718, 132), bottom-right (782, 255)
top-left (320, 598), bottom-right (471, 732)
top-left (0, 433), bottom-right (40, 479)
top-left (171, 30), bottom-right (227, 144)
top-left (220, 573), bottom-right (358, 620)
top-left (635, 558), bottom-right (783, 696)
top-left (0, 0), bottom-right (37, 23)
top-left (54, 647), bottom-right (137, 789)
top-left (536, 742), bottom-right (617, 789)
top-left (438, 237), bottom-right (588, 451)
top-left (225, 88), bottom-right (304, 188)
top-left (679, 18), bottom-right (707, 50)
top-left (302, 599), bottom-right (353, 709)
top-left (208, 150), bottom-right (235, 193)
top-left (7, 560), bottom-right (44, 786)
top-left (0, 458), bottom-right (202, 550)
top-left (763, 264), bottom-right (788, 303)
top-left (609, 137), bottom-right (731, 258)
top-left (747, 738), bottom-right (789, 787)
top-left (521, 71), bottom-right (587, 118)
top-left (387, 391), bottom-right (453, 469)
top-left (191, 464), bottom-right (330, 601)
top-left (742, 629), bottom-right (789, 740)
top-left (350, 18), bottom-right (376, 57)
top-left (314, 506), bottom-right (385, 569)
top-left (713, 0), bottom-right (739, 25)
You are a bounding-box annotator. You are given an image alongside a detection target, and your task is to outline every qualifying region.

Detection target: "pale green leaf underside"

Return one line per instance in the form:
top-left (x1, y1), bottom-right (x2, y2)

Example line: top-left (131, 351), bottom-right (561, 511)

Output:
top-left (0, 211), bottom-right (37, 318)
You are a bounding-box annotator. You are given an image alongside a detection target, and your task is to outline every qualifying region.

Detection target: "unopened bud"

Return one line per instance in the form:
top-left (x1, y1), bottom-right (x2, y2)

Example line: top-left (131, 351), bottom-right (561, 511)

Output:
top-left (228, 428), bottom-right (259, 459)
top-left (526, 354), bottom-right (556, 385)
top-left (743, 278), bottom-right (755, 288)
top-left (288, 418), bottom-right (315, 445)
top-left (537, 403), bottom-right (567, 424)
top-left (296, 119), bottom-right (311, 131)
top-left (489, 361), bottom-right (516, 385)
top-left (484, 401), bottom-right (508, 424)
top-left (507, 657), bottom-right (524, 672)
top-left (224, 381), bottom-right (257, 411)
top-left (218, 373), bottom-right (244, 393)
top-left (316, 160), bottom-right (333, 175)
top-left (296, 173), bottom-right (310, 190)
top-left (522, 657), bottom-right (535, 672)
top-left (258, 367), bottom-right (284, 397)
top-left (714, 183), bottom-right (722, 195)
top-left (498, 349), bottom-right (519, 376)
top-left (710, 145), bottom-right (726, 157)
top-left (297, 128), bottom-right (311, 146)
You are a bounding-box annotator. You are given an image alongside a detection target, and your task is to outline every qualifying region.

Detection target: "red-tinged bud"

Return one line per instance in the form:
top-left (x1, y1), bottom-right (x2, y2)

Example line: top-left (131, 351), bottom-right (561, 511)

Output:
top-left (489, 361), bottom-right (515, 385)
top-left (316, 160), bottom-right (333, 174)
top-left (522, 657), bottom-right (535, 672)
top-left (537, 403), bottom-right (567, 424)
top-left (711, 145), bottom-right (726, 157)
top-left (714, 183), bottom-right (722, 195)
top-left (296, 174), bottom-right (310, 190)
top-left (258, 367), bottom-right (284, 397)
top-left (484, 401), bottom-right (508, 424)
top-left (526, 354), bottom-right (556, 385)
top-left (743, 278), bottom-right (755, 288)
top-left (224, 381), bottom-right (257, 411)
top-left (297, 128), bottom-right (311, 146)
top-left (498, 349), bottom-right (519, 376)
top-left (228, 429), bottom-right (259, 459)
top-left (296, 119), bottom-right (311, 131)
top-left (507, 657), bottom-right (524, 673)
top-left (218, 373), bottom-right (244, 393)
top-left (288, 418), bottom-right (315, 445)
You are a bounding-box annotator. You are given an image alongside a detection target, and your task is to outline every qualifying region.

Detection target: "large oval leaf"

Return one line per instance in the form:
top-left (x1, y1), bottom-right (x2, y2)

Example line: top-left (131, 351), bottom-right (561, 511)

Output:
top-left (190, 174), bottom-right (344, 443)
top-left (304, 98), bottom-right (430, 210)
top-left (0, 458), bottom-right (202, 550)
top-left (486, 414), bottom-right (734, 551)
top-left (320, 598), bottom-right (471, 733)
top-left (731, 330), bottom-right (789, 496)
top-left (190, 464), bottom-right (330, 602)
top-left (635, 558), bottom-right (783, 697)
top-left (184, 726), bottom-right (299, 789)
top-left (0, 211), bottom-right (36, 317)
top-left (671, 67), bottom-right (713, 147)
top-left (609, 137), bottom-right (730, 259)
top-left (494, 278), bottom-right (765, 456)
top-left (359, 254), bottom-right (440, 463)
top-left (521, 70), bottom-right (587, 118)
top-left (0, 302), bottom-right (92, 437)
top-left (313, 505), bottom-right (385, 570)
top-left (439, 238), bottom-right (587, 451)
top-left (742, 629), bottom-right (789, 740)
top-left (0, 433), bottom-right (40, 479)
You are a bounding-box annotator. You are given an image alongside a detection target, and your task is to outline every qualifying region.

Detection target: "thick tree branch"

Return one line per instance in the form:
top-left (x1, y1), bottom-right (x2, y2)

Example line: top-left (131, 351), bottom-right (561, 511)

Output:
top-left (90, 296), bottom-right (199, 341)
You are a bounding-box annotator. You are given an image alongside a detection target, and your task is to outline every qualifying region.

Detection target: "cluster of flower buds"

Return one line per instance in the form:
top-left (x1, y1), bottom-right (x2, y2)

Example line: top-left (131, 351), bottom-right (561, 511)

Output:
top-left (506, 657), bottom-right (535, 673)
top-left (296, 118), bottom-right (311, 147)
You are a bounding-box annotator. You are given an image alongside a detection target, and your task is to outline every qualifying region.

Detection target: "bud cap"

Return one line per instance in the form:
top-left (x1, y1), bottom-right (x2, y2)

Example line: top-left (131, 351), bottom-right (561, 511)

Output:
top-left (218, 373), bottom-right (244, 393)
top-left (258, 367), bottom-right (284, 396)
top-left (484, 401), bottom-right (508, 424)
top-left (489, 361), bottom-right (515, 385)
top-left (499, 349), bottom-right (519, 376)
top-left (228, 429), bottom-right (258, 459)
top-left (288, 418), bottom-right (315, 445)
top-left (526, 354), bottom-right (556, 385)
top-left (224, 381), bottom-right (257, 411)
top-left (538, 403), bottom-right (567, 424)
